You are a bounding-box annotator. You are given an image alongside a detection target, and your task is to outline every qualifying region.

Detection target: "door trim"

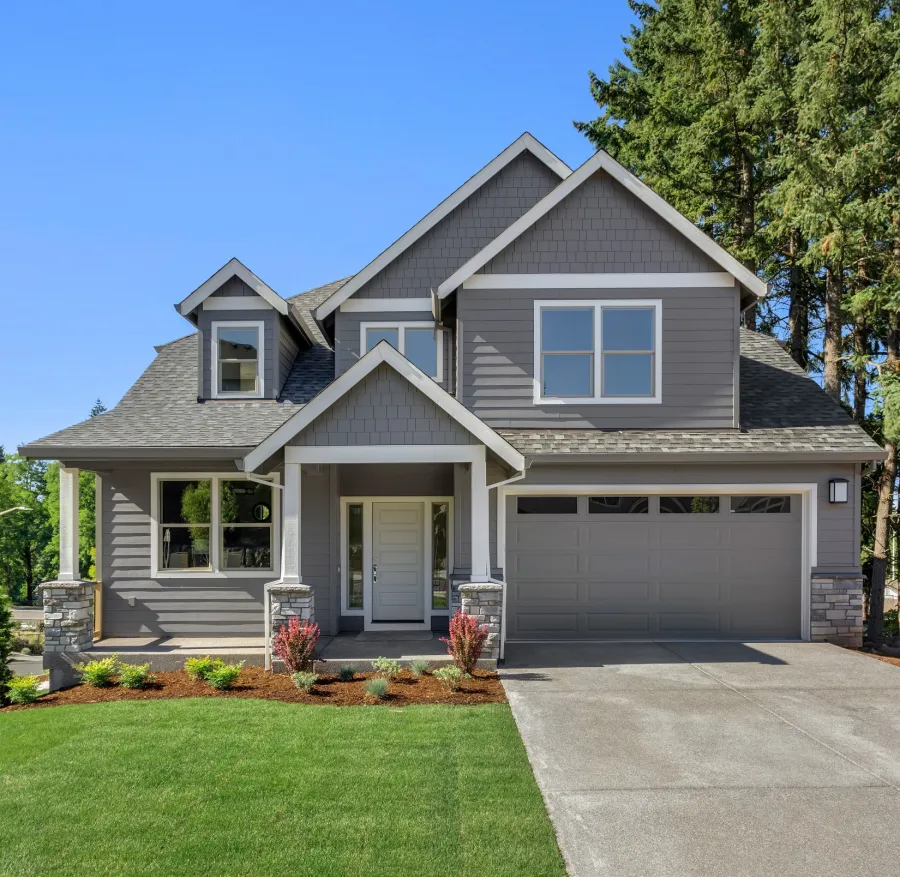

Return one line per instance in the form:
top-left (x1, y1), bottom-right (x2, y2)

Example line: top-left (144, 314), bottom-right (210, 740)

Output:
top-left (497, 482), bottom-right (818, 660)
top-left (340, 496), bottom-right (453, 632)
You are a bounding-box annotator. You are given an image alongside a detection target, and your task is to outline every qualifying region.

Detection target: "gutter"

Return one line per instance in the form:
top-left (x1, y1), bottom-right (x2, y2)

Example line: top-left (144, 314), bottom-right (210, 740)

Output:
top-left (17, 445), bottom-right (254, 462)
top-left (517, 449), bottom-right (889, 465)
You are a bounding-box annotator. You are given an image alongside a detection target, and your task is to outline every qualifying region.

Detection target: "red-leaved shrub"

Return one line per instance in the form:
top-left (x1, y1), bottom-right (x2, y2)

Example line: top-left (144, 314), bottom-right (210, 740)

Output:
top-left (273, 617), bottom-right (320, 672)
top-left (440, 610), bottom-right (489, 674)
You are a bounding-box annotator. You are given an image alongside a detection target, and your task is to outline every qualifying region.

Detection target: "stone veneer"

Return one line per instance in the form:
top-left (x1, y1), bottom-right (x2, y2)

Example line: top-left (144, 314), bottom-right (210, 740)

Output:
top-left (810, 573), bottom-right (864, 647)
top-left (40, 580), bottom-right (95, 691)
top-left (457, 582), bottom-right (503, 662)
top-left (267, 583), bottom-right (315, 651)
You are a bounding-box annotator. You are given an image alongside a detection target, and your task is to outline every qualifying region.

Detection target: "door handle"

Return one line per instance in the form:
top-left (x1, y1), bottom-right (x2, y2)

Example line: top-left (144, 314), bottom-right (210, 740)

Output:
top-left (372, 563), bottom-right (377, 584)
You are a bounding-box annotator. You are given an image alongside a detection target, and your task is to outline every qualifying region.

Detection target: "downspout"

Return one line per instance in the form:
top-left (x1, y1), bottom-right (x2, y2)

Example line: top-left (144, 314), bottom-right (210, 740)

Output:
top-left (487, 467), bottom-right (529, 663)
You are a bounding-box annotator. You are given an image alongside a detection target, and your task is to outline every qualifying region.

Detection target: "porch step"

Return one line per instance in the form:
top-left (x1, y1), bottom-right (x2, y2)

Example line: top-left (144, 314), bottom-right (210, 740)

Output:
top-left (354, 631), bottom-right (434, 642)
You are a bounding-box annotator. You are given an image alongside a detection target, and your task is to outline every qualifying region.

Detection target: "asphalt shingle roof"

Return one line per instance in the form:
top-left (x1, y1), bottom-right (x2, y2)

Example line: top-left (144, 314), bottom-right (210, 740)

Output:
top-left (21, 288), bottom-right (884, 461)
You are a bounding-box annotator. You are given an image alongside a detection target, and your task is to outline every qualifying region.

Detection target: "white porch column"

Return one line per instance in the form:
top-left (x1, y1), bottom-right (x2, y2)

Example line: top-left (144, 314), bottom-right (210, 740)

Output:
top-left (281, 461), bottom-right (302, 584)
top-left (58, 466), bottom-right (80, 581)
top-left (470, 447), bottom-right (490, 582)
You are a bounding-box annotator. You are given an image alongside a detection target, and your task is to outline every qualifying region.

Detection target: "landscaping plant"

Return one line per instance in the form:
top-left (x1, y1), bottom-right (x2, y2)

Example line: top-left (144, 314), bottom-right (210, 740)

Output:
top-left (273, 616), bottom-right (319, 672)
top-left (75, 655), bottom-right (119, 688)
top-left (291, 671), bottom-right (318, 692)
top-left (433, 665), bottom-right (464, 692)
top-left (409, 658), bottom-right (430, 678)
top-left (371, 656), bottom-right (401, 679)
top-left (184, 656), bottom-right (225, 681)
top-left (338, 664), bottom-right (355, 682)
top-left (364, 676), bottom-right (389, 700)
top-left (0, 589), bottom-right (13, 705)
top-left (205, 661), bottom-right (244, 690)
top-left (440, 610), bottom-right (489, 674)
top-left (118, 663), bottom-right (155, 690)
top-left (7, 674), bottom-right (42, 705)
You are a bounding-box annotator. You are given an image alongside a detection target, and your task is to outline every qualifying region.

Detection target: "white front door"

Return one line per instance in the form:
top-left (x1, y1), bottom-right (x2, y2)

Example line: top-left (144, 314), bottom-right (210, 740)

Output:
top-left (372, 502), bottom-right (425, 622)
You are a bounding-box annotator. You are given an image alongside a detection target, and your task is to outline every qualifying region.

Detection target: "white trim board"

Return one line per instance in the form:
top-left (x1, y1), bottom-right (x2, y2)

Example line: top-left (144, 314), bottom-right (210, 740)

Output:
top-left (315, 133), bottom-right (572, 320)
top-left (287, 445), bottom-right (487, 465)
top-left (211, 320), bottom-right (265, 400)
top-left (438, 150), bottom-right (768, 300)
top-left (340, 495), bottom-right (453, 630)
top-left (178, 257), bottom-right (289, 316)
top-left (203, 297), bottom-right (272, 311)
top-left (463, 272), bottom-right (736, 290)
top-left (340, 297), bottom-right (434, 313)
top-left (359, 321), bottom-right (444, 383)
top-left (494, 482), bottom-right (818, 656)
top-left (242, 341), bottom-right (526, 472)
top-left (149, 472), bottom-right (281, 580)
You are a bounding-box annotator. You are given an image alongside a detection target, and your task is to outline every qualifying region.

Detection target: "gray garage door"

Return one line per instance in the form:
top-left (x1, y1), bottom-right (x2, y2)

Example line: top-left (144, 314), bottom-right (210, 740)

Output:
top-left (505, 493), bottom-right (802, 640)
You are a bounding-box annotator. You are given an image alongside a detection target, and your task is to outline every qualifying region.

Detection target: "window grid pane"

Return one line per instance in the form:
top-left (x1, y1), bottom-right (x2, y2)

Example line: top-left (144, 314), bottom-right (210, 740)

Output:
top-left (405, 328), bottom-right (439, 377)
top-left (161, 525), bottom-right (211, 570)
top-left (347, 504), bottom-right (363, 609)
top-left (542, 352), bottom-right (593, 398)
top-left (588, 496), bottom-right (649, 514)
top-left (601, 352), bottom-right (654, 397)
top-left (660, 496), bottom-right (720, 514)
top-left (365, 327), bottom-right (399, 352)
top-left (431, 502), bottom-right (449, 609)
top-left (730, 496), bottom-right (791, 514)
top-left (541, 308), bottom-right (594, 352)
top-left (516, 496), bottom-right (578, 515)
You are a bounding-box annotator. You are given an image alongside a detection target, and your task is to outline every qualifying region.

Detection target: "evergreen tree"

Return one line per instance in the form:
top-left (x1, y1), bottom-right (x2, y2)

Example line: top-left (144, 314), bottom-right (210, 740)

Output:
top-left (90, 399), bottom-right (107, 417)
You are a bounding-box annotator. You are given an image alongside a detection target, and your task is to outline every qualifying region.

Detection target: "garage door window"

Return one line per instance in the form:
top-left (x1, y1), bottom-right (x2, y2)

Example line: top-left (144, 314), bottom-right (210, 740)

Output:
top-left (660, 496), bottom-right (720, 514)
top-left (588, 496), bottom-right (649, 514)
top-left (730, 496), bottom-right (791, 514)
top-left (516, 496), bottom-right (578, 515)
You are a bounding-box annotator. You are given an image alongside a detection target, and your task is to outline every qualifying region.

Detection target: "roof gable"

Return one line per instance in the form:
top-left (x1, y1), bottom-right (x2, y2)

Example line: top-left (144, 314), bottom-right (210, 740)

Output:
top-left (178, 257), bottom-right (289, 316)
top-left (437, 150), bottom-right (768, 301)
top-left (314, 133), bottom-right (571, 320)
top-left (242, 341), bottom-right (526, 472)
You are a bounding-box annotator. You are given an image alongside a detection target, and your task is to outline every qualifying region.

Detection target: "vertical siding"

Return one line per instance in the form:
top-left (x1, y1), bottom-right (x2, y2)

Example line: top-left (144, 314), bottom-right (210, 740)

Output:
top-left (508, 461), bottom-right (861, 573)
top-left (197, 308), bottom-right (279, 400)
top-left (458, 285), bottom-right (737, 429)
top-left (99, 464), bottom-right (335, 638)
top-left (482, 169), bottom-right (719, 274)
top-left (333, 310), bottom-right (453, 385)
top-left (356, 151), bottom-right (560, 299)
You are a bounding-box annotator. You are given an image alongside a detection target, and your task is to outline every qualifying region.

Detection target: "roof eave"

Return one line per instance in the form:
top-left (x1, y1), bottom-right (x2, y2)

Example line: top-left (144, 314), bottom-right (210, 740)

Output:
top-left (521, 449), bottom-right (887, 464)
top-left (17, 445), bottom-right (254, 462)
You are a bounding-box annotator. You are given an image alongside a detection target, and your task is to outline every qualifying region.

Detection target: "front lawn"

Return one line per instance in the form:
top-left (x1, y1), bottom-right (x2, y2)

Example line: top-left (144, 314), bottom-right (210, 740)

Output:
top-left (0, 700), bottom-right (565, 877)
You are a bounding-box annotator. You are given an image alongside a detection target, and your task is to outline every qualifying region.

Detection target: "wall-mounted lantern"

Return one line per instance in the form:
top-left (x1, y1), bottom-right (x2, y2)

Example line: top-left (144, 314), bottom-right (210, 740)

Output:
top-left (828, 478), bottom-right (849, 504)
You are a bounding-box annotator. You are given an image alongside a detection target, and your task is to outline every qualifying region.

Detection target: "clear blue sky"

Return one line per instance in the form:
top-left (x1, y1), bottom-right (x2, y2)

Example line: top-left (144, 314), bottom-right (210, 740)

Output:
top-left (0, 1), bottom-right (637, 454)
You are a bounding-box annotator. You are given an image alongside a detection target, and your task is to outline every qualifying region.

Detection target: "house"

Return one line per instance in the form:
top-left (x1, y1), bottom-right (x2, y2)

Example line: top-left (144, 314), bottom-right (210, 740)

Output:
top-left (21, 133), bottom-right (885, 687)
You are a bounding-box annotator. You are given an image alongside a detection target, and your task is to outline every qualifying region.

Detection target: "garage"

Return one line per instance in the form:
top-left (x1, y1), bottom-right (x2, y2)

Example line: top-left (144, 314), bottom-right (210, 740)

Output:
top-left (504, 491), bottom-right (804, 641)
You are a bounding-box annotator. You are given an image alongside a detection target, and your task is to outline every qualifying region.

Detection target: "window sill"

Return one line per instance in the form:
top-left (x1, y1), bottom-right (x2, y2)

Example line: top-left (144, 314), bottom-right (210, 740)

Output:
top-left (534, 395), bottom-right (663, 406)
top-left (152, 569), bottom-right (278, 579)
top-left (211, 393), bottom-right (265, 401)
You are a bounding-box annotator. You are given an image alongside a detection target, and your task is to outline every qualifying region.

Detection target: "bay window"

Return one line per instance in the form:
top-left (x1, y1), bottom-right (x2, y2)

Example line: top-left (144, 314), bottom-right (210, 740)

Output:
top-left (534, 300), bottom-right (661, 404)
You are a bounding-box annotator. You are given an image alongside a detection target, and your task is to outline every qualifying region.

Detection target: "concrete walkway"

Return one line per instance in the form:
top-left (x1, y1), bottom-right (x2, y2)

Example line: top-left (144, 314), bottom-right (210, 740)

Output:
top-left (501, 641), bottom-right (900, 877)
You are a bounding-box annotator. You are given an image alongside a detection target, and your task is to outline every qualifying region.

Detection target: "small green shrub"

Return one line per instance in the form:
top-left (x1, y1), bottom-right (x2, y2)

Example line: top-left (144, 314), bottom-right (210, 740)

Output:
top-left (205, 661), bottom-right (244, 690)
top-left (409, 658), bottom-right (430, 678)
top-left (0, 590), bottom-right (14, 704)
top-left (365, 677), bottom-right (390, 700)
top-left (7, 675), bottom-right (42, 705)
top-left (884, 608), bottom-right (899, 636)
top-left (75, 655), bottom-right (119, 688)
top-left (291, 671), bottom-right (318, 692)
top-left (371, 656), bottom-right (402, 679)
top-left (118, 663), bottom-right (155, 690)
top-left (433, 665), bottom-right (464, 692)
top-left (337, 664), bottom-right (356, 682)
top-left (184, 656), bottom-right (225, 681)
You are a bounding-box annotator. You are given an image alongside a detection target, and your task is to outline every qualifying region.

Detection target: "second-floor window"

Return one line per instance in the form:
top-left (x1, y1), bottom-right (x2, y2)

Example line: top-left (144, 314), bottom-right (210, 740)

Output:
top-left (361, 321), bottom-right (443, 381)
top-left (213, 321), bottom-right (264, 398)
top-left (534, 300), bottom-right (661, 404)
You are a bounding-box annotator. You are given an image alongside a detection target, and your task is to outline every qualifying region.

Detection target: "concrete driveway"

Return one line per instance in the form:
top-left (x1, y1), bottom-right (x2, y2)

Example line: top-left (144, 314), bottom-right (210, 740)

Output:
top-left (501, 641), bottom-right (900, 877)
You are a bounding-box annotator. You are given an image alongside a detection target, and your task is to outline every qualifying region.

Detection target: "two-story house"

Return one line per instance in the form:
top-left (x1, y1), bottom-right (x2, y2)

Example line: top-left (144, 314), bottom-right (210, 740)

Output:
top-left (22, 133), bottom-right (884, 686)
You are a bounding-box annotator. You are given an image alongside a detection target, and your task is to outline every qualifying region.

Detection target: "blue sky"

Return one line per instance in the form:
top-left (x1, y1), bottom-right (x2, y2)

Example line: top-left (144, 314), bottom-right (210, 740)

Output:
top-left (0, 1), bottom-right (637, 454)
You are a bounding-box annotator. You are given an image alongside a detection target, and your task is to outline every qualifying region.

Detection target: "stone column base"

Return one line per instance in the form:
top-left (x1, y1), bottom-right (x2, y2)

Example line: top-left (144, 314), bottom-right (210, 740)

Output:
top-left (267, 582), bottom-right (315, 660)
top-left (810, 574), bottom-right (864, 647)
top-left (39, 580), bottom-right (95, 691)
top-left (457, 582), bottom-right (503, 662)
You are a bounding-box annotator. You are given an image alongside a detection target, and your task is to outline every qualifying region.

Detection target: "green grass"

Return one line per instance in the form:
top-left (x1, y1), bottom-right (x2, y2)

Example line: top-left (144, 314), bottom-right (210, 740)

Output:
top-left (0, 700), bottom-right (565, 877)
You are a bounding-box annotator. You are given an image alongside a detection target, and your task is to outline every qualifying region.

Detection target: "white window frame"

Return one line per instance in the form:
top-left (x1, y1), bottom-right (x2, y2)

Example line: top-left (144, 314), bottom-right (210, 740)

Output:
top-left (211, 320), bottom-right (265, 399)
top-left (359, 321), bottom-right (444, 382)
top-left (150, 472), bottom-right (280, 578)
top-left (533, 299), bottom-right (662, 405)
top-left (339, 496), bottom-right (454, 629)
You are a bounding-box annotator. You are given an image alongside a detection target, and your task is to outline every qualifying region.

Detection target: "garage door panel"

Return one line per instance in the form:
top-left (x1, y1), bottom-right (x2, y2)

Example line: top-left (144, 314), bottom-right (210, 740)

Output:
top-left (514, 580), bottom-right (579, 602)
top-left (587, 580), bottom-right (651, 601)
top-left (507, 491), bottom-right (803, 642)
top-left (586, 613), bottom-right (650, 634)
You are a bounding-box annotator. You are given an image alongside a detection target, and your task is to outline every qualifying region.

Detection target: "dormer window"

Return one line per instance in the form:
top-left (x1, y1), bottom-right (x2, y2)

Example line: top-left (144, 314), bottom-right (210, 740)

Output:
top-left (360, 321), bottom-right (443, 381)
top-left (213, 321), bottom-right (264, 398)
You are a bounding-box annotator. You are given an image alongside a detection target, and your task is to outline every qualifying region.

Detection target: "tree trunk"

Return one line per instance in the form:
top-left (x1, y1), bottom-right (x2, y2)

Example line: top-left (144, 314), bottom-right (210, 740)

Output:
top-left (869, 319), bottom-right (899, 641)
top-left (24, 545), bottom-right (34, 605)
top-left (740, 148), bottom-right (757, 331)
top-left (823, 264), bottom-right (843, 402)
top-left (852, 313), bottom-right (868, 425)
top-left (788, 229), bottom-right (808, 368)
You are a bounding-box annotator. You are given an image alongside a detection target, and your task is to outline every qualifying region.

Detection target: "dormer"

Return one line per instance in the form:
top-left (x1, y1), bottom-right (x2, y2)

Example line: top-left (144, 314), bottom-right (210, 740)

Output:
top-left (176, 258), bottom-right (314, 401)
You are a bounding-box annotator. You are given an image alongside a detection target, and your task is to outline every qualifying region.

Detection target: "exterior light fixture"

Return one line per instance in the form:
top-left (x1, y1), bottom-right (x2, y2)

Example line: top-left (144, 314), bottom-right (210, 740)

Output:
top-left (828, 478), bottom-right (849, 504)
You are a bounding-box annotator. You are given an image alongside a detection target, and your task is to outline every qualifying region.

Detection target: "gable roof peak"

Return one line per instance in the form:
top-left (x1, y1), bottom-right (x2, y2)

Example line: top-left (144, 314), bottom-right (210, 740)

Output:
top-left (176, 257), bottom-right (290, 317)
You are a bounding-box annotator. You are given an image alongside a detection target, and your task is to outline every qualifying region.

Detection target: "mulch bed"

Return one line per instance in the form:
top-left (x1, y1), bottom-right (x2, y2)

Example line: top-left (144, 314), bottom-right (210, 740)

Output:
top-left (849, 648), bottom-right (900, 669)
top-left (2, 666), bottom-right (506, 711)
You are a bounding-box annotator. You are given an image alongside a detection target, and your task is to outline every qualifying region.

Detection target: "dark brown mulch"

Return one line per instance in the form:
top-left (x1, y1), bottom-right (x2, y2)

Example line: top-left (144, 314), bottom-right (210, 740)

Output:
top-left (848, 647), bottom-right (900, 669)
top-left (2, 667), bottom-right (506, 711)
